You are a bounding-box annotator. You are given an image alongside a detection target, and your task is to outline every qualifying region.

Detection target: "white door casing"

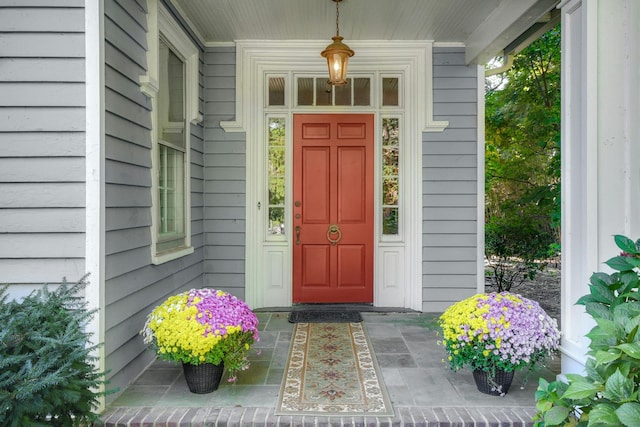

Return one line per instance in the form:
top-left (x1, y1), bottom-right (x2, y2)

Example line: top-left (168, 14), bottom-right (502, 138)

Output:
top-left (220, 41), bottom-right (449, 310)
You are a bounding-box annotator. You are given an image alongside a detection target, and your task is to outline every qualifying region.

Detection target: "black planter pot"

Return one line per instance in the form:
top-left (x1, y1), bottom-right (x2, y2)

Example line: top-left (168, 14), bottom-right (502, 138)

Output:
top-left (472, 368), bottom-right (515, 396)
top-left (182, 362), bottom-right (224, 394)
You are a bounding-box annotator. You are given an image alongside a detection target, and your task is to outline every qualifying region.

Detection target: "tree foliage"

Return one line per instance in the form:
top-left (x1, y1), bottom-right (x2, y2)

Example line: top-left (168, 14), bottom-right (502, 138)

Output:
top-left (485, 25), bottom-right (561, 291)
top-left (486, 24), bottom-right (561, 232)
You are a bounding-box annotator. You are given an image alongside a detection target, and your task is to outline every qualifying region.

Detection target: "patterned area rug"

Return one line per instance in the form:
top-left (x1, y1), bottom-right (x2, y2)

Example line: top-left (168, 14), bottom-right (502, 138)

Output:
top-left (276, 322), bottom-right (394, 416)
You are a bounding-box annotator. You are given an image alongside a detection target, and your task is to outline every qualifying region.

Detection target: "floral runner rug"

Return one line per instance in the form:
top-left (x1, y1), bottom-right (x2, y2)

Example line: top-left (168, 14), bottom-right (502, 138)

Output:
top-left (276, 322), bottom-right (394, 416)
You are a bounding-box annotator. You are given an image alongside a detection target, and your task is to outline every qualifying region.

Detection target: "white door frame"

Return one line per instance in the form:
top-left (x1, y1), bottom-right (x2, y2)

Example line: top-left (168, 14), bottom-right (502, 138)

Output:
top-left (221, 40), bottom-right (449, 310)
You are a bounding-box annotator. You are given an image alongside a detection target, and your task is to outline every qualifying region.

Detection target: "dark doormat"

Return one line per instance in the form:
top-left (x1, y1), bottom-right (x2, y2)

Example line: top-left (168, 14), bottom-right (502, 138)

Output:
top-left (288, 310), bottom-right (363, 323)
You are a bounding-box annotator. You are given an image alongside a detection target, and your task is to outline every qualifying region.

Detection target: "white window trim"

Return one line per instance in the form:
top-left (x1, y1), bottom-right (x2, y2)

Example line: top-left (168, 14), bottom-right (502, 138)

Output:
top-left (141, 0), bottom-right (201, 264)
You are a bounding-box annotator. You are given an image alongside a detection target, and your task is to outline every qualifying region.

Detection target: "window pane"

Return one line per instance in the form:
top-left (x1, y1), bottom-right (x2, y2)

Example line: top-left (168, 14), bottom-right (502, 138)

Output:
top-left (383, 177), bottom-right (399, 205)
top-left (297, 78), bottom-right (313, 105)
top-left (159, 40), bottom-right (186, 149)
top-left (382, 118), bottom-right (399, 145)
top-left (383, 147), bottom-right (399, 175)
top-left (383, 77), bottom-right (399, 106)
top-left (353, 78), bottom-right (371, 106)
top-left (269, 177), bottom-right (285, 204)
top-left (382, 208), bottom-right (398, 235)
top-left (269, 77), bottom-right (285, 106)
top-left (268, 117), bottom-right (286, 236)
top-left (158, 145), bottom-right (185, 242)
top-left (335, 80), bottom-right (351, 105)
top-left (166, 48), bottom-right (184, 122)
top-left (315, 78), bottom-right (332, 106)
top-left (268, 208), bottom-right (285, 235)
top-left (381, 117), bottom-right (400, 235)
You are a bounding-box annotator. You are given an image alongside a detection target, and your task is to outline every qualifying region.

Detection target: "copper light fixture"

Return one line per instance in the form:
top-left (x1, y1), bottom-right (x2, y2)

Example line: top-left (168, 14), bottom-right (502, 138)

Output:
top-left (321, 0), bottom-right (354, 86)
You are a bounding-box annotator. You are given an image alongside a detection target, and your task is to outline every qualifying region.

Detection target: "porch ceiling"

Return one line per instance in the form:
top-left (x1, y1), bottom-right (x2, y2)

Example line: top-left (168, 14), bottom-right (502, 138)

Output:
top-left (172, 0), bottom-right (560, 64)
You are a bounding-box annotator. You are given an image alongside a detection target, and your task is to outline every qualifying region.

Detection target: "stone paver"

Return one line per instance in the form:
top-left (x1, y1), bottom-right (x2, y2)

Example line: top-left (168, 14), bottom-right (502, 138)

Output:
top-left (97, 312), bottom-right (557, 426)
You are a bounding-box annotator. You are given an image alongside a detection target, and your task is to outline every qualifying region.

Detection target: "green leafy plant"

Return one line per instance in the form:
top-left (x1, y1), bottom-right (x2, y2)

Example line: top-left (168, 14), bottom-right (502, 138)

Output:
top-left (534, 235), bottom-right (640, 426)
top-left (485, 212), bottom-right (557, 292)
top-left (0, 276), bottom-right (108, 426)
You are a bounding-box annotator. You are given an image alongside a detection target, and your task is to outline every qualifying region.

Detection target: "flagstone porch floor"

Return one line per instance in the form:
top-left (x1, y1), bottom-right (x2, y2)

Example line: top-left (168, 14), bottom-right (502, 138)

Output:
top-left (98, 311), bottom-right (561, 426)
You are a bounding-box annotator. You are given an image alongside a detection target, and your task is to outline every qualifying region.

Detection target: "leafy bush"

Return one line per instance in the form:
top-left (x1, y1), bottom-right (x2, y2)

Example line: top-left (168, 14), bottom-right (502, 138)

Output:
top-left (533, 235), bottom-right (640, 426)
top-left (0, 276), bottom-right (107, 426)
top-left (485, 212), bottom-right (557, 292)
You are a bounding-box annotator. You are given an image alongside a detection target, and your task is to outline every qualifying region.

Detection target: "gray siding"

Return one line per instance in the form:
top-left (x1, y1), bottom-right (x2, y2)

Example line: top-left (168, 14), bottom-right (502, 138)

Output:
top-left (0, 1), bottom-right (86, 294)
top-left (202, 46), bottom-right (247, 298)
top-left (422, 47), bottom-right (479, 312)
top-left (103, 0), bottom-right (204, 401)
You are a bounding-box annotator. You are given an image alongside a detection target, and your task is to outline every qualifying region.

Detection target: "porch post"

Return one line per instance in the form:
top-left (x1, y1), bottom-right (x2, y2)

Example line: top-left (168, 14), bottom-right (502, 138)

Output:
top-left (559, 0), bottom-right (640, 375)
top-left (85, 0), bottom-right (106, 410)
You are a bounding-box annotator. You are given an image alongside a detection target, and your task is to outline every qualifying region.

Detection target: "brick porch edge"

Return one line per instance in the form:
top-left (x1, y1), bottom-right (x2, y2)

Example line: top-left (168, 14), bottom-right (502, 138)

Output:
top-left (97, 406), bottom-right (538, 426)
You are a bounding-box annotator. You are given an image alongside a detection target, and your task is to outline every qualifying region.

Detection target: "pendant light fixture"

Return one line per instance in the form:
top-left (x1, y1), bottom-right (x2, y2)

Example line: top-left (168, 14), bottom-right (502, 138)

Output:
top-left (321, 0), bottom-right (354, 86)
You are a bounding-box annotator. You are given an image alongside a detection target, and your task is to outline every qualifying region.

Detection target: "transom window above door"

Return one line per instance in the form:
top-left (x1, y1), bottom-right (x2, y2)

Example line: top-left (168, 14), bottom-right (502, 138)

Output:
top-left (267, 76), bottom-right (400, 108)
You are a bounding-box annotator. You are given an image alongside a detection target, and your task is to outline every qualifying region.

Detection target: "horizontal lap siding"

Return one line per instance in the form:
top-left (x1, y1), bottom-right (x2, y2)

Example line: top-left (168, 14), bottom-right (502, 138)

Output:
top-left (422, 47), bottom-right (479, 312)
top-left (203, 47), bottom-right (247, 296)
top-left (103, 0), bottom-right (204, 402)
top-left (0, 2), bottom-right (86, 292)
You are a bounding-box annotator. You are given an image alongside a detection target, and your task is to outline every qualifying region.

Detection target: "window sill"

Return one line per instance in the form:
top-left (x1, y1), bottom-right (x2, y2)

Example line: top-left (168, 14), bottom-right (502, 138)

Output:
top-left (152, 246), bottom-right (194, 265)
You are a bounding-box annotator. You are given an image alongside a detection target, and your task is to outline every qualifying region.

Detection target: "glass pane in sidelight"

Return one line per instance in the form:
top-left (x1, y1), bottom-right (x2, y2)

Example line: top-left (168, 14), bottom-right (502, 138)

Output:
top-left (383, 147), bottom-right (399, 175)
top-left (382, 208), bottom-right (399, 235)
top-left (383, 177), bottom-right (399, 205)
top-left (267, 117), bottom-right (286, 236)
top-left (268, 207), bottom-right (285, 235)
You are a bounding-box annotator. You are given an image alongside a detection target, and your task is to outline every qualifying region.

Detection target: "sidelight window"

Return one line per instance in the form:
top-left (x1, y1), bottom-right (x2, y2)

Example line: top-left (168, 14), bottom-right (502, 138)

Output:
top-left (267, 117), bottom-right (286, 236)
top-left (382, 117), bottom-right (400, 235)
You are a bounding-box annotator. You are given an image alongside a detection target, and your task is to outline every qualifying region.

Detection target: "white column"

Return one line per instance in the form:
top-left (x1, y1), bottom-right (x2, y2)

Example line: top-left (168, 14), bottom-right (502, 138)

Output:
top-left (85, 0), bottom-right (106, 410)
top-left (560, 0), bottom-right (640, 375)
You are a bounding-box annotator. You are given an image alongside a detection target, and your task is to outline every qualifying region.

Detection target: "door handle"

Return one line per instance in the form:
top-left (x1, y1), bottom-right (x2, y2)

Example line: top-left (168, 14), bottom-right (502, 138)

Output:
top-left (295, 226), bottom-right (301, 245)
top-left (326, 224), bottom-right (342, 246)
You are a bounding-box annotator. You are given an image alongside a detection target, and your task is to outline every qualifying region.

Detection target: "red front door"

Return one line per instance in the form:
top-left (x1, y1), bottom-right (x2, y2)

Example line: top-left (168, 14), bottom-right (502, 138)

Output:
top-left (292, 114), bottom-right (374, 303)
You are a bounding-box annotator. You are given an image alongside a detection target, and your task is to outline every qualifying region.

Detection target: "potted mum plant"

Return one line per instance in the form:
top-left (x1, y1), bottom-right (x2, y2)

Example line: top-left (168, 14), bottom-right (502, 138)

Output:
top-left (141, 288), bottom-right (259, 393)
top-left (439, 292), bottom-right (560, 396)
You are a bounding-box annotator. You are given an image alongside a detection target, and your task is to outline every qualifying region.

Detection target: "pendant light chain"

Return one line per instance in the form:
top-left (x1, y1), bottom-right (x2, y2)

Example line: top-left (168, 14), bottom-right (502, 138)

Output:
top-left (335, 0), bottom-right (340, 37)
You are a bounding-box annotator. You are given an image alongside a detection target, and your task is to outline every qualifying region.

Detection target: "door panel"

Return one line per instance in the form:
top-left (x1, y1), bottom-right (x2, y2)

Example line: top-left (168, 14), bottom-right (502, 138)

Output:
top-left (293, 114), bottom-right (374, 303)
top-left (302, 147), bottom-right (330, 223)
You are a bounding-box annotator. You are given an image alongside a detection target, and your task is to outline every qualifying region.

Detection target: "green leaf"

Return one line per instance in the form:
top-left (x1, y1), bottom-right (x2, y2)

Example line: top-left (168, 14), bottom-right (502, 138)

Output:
top-left (606, 256), bottom-right (637, 272)
top-left (590, 281), bottom-right (616, 304)
top-left (585, 359), bottom-right (605, 383)
top-left (615, 402), bottom-right (640, 427)
top-left (602, 369), bottom-right (634, 402)
top-left (615, 235), bottom-right (639, 254)
top-left (591, 272), bottom-right (614, 288)
top-left (562, 380), bottom-right (600, 400)
top-left (589, 403), bottom-right (621, 426)
top-left (585, 302), bottom-right (613, 321)
top-left (543, 406), bottom-right (571, 425)
top-left (616, 343), bottom-right (640, 359)
top-left (595, 349), bottom-right (622, 365)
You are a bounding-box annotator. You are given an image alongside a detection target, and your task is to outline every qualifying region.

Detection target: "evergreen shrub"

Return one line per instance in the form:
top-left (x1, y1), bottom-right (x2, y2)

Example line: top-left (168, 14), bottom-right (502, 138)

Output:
top-left (0, 276), bottom-right (107, 426)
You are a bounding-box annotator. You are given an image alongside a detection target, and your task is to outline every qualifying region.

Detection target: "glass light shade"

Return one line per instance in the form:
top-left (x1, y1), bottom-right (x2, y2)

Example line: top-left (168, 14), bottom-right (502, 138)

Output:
top-left (321, 36), bottom-right (354, 86)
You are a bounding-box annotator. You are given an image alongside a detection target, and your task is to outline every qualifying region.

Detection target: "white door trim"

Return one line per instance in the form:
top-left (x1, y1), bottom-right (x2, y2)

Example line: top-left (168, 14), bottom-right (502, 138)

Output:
top-left (221, 40), bottom-right (448, 310)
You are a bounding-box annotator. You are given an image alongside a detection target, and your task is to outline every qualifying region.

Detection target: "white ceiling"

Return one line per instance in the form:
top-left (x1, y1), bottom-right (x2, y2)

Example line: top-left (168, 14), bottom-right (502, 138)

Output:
top-left (171, 0), bottom-right (560, 64)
